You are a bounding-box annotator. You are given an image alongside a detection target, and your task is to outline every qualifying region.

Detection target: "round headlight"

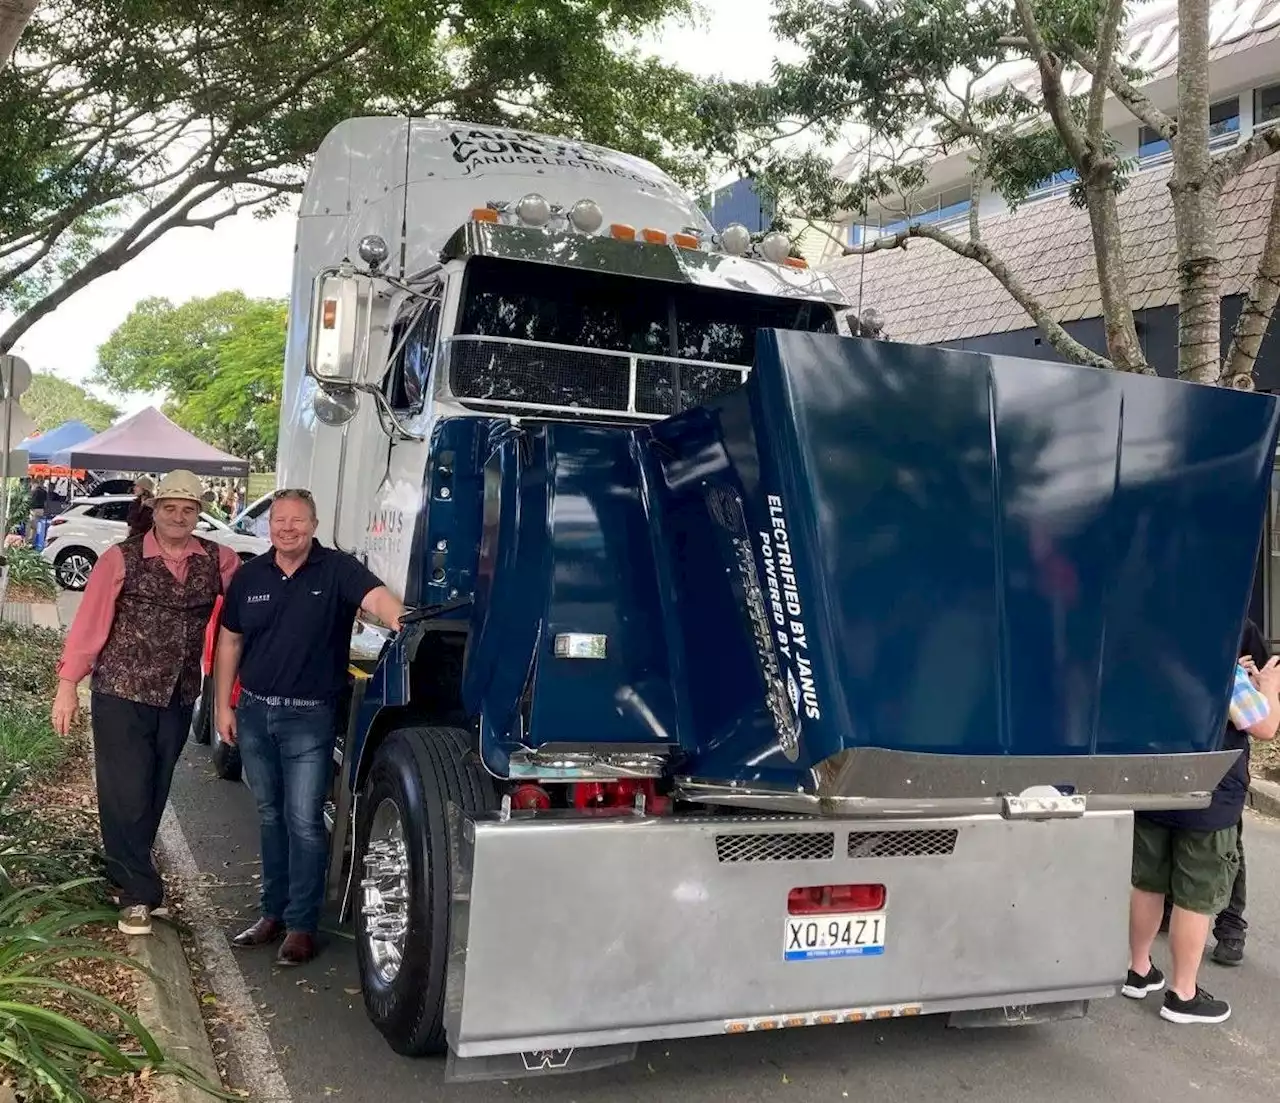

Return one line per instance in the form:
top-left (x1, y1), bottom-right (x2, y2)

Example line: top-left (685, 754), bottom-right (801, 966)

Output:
top-left (760, 231), bottom-right (793, 264)
top-left (514, 193), bottom-right (552, 227)
top-left (719, 223), bottom-right (751, 256)
top-left (312, 384), bottom-right (359, 428)
top-left (357, 234), bottom-right (389, 270)
top-left (568, 198), bottom-right (604, 233)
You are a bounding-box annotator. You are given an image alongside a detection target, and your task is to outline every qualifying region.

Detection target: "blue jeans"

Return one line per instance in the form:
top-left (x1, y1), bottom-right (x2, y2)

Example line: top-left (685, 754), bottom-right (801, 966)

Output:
top-left (235, 694), bottom-right (335, 933)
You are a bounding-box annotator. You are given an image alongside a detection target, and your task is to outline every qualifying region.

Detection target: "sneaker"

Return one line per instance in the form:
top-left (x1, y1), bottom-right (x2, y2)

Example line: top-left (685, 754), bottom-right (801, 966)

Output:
top-left (118, 904), bottom-right (153, 937)
top-left (1161, 987), bottom-right (1231, 1025)
top-left (1122, 962), bottom-right (1166, 999)
top-left (1211, 938), bottom-right (1244, 967)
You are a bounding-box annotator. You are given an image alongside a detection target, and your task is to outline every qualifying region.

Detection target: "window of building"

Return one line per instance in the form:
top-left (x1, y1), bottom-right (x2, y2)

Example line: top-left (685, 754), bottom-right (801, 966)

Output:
top-left (1257, 83), bottom-right (1280, 129)
top-left (1026, 166), bottom-right (1079, 201)
top-left (1139, 98), bottom-right (1240, 161)
top-left (849, 184), bottom-right (971, 243)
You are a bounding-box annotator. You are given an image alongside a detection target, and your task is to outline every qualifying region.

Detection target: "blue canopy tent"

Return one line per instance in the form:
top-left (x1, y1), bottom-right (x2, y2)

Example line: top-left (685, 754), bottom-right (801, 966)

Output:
top-left (16, 420), bottom-right (95, 463)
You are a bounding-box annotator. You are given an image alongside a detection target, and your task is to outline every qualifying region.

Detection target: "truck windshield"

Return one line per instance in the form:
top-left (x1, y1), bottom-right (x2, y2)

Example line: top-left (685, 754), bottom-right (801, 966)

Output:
top-left (450, 256), bottom-right (837, 417)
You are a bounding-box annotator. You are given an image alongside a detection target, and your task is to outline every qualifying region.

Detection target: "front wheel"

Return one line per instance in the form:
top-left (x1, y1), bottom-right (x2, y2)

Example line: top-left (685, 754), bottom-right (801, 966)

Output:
top-left (354, 725), bottom-right (497, 1057)
top-left (54, 548), bottom-right (96, 591)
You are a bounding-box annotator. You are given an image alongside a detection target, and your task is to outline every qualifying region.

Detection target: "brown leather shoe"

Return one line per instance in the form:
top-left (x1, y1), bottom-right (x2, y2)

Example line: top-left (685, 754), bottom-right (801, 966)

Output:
top-left (231, 918), bottom-right (285, 948)
top-left (276, 930), bottom-right (316, 966)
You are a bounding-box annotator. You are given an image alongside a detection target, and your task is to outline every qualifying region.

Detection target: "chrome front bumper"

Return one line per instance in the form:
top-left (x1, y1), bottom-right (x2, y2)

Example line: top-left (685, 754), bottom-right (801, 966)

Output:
top-left (444, 804), bottom-right (1134, 1059)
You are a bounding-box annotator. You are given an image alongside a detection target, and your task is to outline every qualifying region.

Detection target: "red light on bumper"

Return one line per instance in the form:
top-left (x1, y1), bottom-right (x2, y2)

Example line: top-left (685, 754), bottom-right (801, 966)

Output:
top-left (788, 884), bottom-right (886, 915)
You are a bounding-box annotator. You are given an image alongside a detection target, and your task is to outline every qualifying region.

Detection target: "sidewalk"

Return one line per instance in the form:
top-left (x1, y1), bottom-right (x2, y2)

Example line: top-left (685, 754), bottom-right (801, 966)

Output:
top-left (0, 599), bottom-right (61, 629)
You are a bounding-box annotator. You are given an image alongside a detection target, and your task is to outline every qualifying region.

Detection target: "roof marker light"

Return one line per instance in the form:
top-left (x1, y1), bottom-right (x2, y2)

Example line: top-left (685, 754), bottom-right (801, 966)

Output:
top-left (514, 193), bottom-right (551, 227)
top-left (610, 223), bottom-right (637, 241)
top-left (720, 223), bottom-right (751, 256)
top-left (673, 231), bottom-right (700, 249)
top-left (470, 207), bottom-right (499, 223)
top-left (784, 256), bottom-right (809, 269)
top-left (568, 198), bottom-right (604, 233)
top-left (641, 228), bottom-right (667, 244)
top-left (760, 231), bottom-right (793, 264)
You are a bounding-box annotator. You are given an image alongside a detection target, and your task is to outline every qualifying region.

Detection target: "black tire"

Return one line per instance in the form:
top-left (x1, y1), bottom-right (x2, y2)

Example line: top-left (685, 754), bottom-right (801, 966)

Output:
top-left (354, 725), bottom-right (497, 1057)
top-left (54, 547), bottom-right (96, 591)
top-left (212, 729), bottom-right (242, 781)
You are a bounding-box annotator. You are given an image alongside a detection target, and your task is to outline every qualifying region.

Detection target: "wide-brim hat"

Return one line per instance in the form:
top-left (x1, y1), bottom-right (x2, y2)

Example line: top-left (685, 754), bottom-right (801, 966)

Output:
top-left (153, 469), bottom-right (204, 504)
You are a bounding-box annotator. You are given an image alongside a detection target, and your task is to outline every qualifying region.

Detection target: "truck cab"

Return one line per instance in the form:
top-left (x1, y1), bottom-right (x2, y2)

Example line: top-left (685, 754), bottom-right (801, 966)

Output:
top-left (268, 117), bottom-right (1280, 1080)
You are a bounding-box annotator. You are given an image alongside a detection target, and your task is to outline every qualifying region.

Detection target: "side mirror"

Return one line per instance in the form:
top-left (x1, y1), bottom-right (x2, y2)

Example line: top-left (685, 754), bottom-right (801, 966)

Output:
top-left (307, 268), bottom-right (375, 383)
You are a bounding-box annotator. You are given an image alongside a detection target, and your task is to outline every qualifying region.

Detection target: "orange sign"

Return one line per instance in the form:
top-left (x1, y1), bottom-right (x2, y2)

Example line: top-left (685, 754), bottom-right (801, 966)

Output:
top-left (27, 463), bottom-right (87, 478)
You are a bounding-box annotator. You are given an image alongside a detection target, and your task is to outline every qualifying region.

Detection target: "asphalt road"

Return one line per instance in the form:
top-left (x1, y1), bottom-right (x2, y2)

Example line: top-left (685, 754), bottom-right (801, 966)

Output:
top-left (165, 741), bottom-right (1280, 1103)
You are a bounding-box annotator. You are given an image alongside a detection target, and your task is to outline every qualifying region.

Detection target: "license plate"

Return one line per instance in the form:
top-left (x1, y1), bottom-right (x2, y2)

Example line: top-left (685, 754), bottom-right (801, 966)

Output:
top-left (784, 913), bottom-right (886, 960)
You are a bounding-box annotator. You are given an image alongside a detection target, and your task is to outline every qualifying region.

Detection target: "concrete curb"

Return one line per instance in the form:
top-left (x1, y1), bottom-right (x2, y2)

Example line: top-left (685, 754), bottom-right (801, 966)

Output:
top-left (156, 807), bottom-right (293, 1102)
top-left (131, 922), bottom-right (224, 1102)
top-left (1248, 776), bottom-right (1280, 819)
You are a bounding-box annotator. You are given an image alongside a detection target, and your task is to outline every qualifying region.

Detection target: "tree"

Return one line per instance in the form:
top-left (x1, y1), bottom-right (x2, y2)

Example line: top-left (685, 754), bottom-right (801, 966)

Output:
top-left (0, 0), bottom-right (711, 352)
top-left (94, 292), bottom-right (285, 468)
top-left (19, 371), bottom-right (118, 432)
top-left (699, 0), bottom-right (1280, 386)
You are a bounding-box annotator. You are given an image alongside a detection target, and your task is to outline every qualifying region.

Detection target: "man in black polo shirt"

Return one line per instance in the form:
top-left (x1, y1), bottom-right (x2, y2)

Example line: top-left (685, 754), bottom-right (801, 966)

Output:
top-left (214, 488), bottom-right (403, 965)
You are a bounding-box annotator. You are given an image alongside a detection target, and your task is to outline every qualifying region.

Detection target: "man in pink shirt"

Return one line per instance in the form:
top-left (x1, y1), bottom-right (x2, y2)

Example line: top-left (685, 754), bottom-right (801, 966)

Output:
top-left (52, 469), bottom-right (240, 936)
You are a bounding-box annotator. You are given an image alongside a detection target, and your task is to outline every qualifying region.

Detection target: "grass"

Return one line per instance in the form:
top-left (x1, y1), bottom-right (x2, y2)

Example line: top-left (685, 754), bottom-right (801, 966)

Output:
top-left (0, 622), bottom-right (67, 776)
top-left (0, 706), bottom-right (62, 775)
top-left (0, 618), bottom-right (230, 1100)
top-left (2, 546), bottom-right (57, 601)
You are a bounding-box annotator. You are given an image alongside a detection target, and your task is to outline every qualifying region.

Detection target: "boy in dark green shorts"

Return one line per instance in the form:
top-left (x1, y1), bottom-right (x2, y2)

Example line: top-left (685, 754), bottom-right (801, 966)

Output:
top-left (1124, 619), bottom-right (1279, 1024)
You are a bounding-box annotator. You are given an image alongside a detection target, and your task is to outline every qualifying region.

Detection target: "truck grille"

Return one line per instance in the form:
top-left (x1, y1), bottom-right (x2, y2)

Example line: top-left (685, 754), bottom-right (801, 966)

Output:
top-left (446, 335), bottom-right (747, 419)
top-left (715, 832), bottom-right (835, 863)
top-left (847, 829), bottom-right (958, 859)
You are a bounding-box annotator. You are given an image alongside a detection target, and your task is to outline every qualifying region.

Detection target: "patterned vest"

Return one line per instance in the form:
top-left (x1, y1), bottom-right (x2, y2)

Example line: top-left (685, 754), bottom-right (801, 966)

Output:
top-left (92, 535), bottom-right (222, 708)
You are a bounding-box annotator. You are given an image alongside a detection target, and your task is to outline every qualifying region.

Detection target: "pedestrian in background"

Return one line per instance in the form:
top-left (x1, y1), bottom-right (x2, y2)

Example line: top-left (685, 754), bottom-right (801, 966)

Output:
top-left (26, 477), bottom-right (48, 545)
top-left (52, 470), bottom-right (240, 936)
top-left (1124, 620), bottom-right (1280, 1024)
top-left (127, 475), bottom-right (155, 538)
top-left (215, 488), bottom-right (403, 965)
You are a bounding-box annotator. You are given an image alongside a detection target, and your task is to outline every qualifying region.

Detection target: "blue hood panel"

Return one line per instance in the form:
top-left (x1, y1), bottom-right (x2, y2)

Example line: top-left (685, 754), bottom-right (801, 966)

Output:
top-left (638, 331), bottom-right (1280, 789)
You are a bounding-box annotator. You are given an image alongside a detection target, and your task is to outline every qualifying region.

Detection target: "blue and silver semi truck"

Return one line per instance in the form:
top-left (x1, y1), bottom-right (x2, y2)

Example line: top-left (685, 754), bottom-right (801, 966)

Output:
top-left (243, 116), bottom-right (1279, 1078)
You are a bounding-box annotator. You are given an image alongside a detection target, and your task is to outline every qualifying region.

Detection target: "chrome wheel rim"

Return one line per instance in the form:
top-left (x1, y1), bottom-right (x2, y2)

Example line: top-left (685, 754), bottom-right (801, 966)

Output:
top-left (361, 797), bottom-right (410, 984)
top-left (60, 554), bottom-right (93, 588)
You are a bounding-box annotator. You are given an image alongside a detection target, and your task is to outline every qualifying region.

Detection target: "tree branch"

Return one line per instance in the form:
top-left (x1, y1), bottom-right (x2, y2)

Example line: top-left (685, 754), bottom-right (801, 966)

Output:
top-left (1223, 162), bottom-right (1280, 389)
top-left (907, 222), bottom-right (1116, 370)
top-left (1012, 0), bottom-right (1088, 168)
top-left (1214, 126), bottom-right (1280, 184)
top-left (1087, 0), bottom-right (1128, 144)
top-left (1070, 45), bottom-right (1175, 139)
top-left (0, 175), bottom-right (286, 350)
top-left (824, 216), bottom-right (1115, 371)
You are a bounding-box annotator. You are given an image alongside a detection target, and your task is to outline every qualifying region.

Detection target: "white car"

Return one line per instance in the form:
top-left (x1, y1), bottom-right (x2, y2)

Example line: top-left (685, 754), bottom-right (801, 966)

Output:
top-left (41, 495), bottom-right (270, 591)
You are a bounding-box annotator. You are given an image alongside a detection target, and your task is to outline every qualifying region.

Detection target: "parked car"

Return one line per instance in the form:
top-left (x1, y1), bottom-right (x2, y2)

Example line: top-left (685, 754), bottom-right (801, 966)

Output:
top-left (228, 492), bottom-right (273, 538)
top-left (41, 494), bottom-right (269, 591)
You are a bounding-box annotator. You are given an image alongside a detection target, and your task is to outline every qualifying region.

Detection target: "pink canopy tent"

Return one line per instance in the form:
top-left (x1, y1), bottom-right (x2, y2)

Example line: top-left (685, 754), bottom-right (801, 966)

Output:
top-left (51, 407), bottom-right (249, 478)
